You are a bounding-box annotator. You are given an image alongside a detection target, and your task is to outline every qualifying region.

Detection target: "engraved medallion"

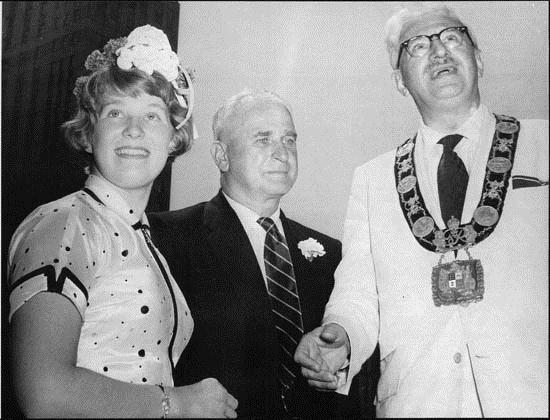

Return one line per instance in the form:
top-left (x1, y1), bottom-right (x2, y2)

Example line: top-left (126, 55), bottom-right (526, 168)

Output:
top-left (487, 157), bottom-right (512, 173)
top-left (496, 121), bottom-right (519, 134)
top-left (397, 175), bottom-right (417, 194)
top-left (396, 142), bottom-right (414, 157)
top-left (432, 259), bottom-right (484, 307)
top-left (473, 206), bottom-right (499, 226)
top-left (446, 216), bottom-right (460, 231)
top-left (394, 114), bottom-right (519, 254)
top-left (412, 216), bottom-right (435, 237)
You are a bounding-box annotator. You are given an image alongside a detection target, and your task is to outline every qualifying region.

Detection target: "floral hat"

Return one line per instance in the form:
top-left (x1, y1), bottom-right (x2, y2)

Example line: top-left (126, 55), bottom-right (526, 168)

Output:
top-left (73, 25), bottom-right (194, 131)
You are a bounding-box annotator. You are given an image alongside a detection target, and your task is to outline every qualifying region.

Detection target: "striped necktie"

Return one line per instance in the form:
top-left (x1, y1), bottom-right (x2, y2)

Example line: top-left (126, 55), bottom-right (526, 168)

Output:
top-left (257, 217), bottom-right (304, 412)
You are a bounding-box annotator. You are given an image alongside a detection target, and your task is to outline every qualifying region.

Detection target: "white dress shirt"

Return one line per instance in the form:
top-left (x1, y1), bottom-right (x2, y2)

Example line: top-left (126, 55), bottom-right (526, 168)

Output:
top-left (415, 104), bottom-right (495, 229)
top-left (223, 192), bottom-right (286, 286)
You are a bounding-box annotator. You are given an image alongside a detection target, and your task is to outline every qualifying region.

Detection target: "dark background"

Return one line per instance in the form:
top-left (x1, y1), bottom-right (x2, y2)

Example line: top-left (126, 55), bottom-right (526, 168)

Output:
top-left (1, 2), bottom-right (180, 416)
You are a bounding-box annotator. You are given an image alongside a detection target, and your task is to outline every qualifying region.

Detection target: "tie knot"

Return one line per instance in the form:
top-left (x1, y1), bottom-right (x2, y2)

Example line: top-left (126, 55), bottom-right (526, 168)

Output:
top-left (438, 134), bottom-right (463, 151)
top-left (257, 217), bottom-right (275, 232)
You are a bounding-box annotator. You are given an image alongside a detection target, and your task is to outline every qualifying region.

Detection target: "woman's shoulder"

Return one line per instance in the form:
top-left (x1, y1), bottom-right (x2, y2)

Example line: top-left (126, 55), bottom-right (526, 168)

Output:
top-left (8, 190), bottom-right (116, 275)
top-left (7, 191), bottom-right (99, 319)
top-left (11, 193), bottom-right (83, 240)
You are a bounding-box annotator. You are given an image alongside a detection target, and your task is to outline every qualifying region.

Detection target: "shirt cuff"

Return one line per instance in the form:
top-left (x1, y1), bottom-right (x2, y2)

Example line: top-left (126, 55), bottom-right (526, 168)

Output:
top-left (336, 359), bottom-right (350, 388)
top-left (321, 321), bottom-right (352, 392)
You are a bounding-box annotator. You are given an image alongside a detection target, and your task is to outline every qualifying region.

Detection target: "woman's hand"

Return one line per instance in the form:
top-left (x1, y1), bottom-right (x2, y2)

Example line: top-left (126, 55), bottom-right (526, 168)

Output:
top-left (171, 378), bottom-right (238, 418)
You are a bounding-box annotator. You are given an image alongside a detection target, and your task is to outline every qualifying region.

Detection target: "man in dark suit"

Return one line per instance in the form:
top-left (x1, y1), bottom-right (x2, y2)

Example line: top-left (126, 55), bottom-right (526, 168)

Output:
top-left (149, 89), bottom-right (377, 418)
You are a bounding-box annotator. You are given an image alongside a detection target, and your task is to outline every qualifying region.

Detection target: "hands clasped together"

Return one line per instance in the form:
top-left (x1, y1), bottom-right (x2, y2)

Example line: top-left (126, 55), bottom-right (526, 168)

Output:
top-left (294, 323), bottom-right (351, 391)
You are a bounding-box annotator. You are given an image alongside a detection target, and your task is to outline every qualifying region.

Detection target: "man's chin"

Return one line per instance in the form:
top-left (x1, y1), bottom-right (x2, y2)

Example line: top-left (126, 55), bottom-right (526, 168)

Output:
top-left (262, 182), bottom-right (294, 197)
top-left (429, 80), bottom-right (466, 97)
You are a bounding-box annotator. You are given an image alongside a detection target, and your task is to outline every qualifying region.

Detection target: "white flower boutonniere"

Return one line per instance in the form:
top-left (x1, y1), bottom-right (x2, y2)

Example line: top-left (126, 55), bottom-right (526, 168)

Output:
top-left (298, 238), bottom-right (326, 262)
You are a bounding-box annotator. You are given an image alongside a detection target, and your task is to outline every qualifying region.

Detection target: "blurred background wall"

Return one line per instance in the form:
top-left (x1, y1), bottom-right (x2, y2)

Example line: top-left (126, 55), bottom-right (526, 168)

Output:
top-left (174, 1), bottom-right (548, 240)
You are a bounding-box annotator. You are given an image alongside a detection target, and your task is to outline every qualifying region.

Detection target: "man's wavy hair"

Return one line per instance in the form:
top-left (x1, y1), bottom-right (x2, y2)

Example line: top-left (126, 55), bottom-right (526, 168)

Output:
top-left (62, 65), bottom-right (192, 163)
top-left (384, 3), bottom-right (479, 70)
top-left (212, 89), bottom-right (293, 143)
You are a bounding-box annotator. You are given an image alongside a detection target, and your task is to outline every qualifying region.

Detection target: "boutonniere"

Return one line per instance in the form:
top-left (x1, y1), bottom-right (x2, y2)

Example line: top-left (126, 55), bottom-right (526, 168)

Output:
top-left (297, 238), bottom-right (326, 262)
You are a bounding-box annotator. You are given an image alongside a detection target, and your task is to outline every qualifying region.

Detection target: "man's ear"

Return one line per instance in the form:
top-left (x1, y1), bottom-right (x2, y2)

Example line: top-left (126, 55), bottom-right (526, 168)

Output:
top-left (392, 69), bottom-right (409, 97)
top-left (475, 50), bottom-right (484, 78)
top-left (210, 141), bottom-right (229, 172)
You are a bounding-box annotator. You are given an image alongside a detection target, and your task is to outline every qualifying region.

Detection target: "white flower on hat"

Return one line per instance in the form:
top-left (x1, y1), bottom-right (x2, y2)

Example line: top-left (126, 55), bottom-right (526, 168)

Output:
top-left (74, 24), bottom-right (195, 131)
top-left (298, 238), bottom-right (326, 262)
top-left (126, 24), bottom-right (172, 50)
top-left (116, 25), bottom-right (180, 82)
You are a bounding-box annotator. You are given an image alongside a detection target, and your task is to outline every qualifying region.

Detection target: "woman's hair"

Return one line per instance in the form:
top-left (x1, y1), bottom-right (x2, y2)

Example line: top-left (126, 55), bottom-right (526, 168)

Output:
top-left (62, 66), bottom-right (191, 161)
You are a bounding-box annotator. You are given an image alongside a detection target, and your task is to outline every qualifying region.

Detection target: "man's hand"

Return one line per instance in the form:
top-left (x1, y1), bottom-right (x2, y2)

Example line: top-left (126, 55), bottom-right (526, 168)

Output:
top-left (294, 323), bottom-right (351, 390)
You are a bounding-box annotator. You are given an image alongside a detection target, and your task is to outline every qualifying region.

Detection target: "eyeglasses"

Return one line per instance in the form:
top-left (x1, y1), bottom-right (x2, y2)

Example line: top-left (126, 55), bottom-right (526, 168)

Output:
top-left (396, 26), bottom-right (474, 68)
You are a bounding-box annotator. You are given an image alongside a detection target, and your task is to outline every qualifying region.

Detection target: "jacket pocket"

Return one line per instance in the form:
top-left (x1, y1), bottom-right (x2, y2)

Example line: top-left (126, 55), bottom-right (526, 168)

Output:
top-left (511, 175), bottom-right (548, 189)
top-left (375, 347), bottom-right (400, 405)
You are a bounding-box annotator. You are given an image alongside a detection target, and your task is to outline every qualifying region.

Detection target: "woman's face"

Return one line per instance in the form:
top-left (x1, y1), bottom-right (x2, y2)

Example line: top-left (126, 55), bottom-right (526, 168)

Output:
top-left (89, 93), bottom-right (175, 196)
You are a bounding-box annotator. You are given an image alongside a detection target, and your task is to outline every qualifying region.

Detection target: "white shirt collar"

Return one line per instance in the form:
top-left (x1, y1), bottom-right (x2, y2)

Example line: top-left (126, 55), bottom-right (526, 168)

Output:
top-left (413, 104), bottom-right (496, 228)
top-left (222, 191), bottom-right (285, 238)
top-left (85, 174), bottom-right (147, 227)
top-left (419, 103), bottom-right (485, 147)
top-left (223, 191), bottom-right (281, 224)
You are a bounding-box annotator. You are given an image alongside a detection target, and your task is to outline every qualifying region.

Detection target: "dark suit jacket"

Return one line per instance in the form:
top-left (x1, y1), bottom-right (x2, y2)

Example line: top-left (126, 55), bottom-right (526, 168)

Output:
top-left (149, 191), bottom-right (360, 418)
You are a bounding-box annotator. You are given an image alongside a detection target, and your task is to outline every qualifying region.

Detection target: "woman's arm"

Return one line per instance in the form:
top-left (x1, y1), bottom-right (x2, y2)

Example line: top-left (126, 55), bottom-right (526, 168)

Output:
top-left (10, 292), bottom-right (238, 418)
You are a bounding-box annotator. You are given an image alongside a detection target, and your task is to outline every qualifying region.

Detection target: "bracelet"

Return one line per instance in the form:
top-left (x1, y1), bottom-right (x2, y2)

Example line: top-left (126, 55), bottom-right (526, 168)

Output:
top-left (158, 385), bottom-right (171, 419)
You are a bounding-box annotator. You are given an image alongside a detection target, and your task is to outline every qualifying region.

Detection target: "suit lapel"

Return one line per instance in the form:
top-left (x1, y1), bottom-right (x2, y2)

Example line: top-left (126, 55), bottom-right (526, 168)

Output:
top-left (203, 192), bottom-right (274, 325)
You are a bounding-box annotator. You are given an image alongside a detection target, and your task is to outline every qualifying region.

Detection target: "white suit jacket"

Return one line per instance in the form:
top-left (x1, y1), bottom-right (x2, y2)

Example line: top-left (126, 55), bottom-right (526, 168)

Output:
top-left (324, 117), bottom-right (548, 417)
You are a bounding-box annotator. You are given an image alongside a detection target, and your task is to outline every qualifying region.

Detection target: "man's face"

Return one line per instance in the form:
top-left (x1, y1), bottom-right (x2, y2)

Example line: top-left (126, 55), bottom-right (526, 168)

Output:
top-left (219, 100), bottom-right (298, 204)
top-left (395, 14), bottom-right (483, 110)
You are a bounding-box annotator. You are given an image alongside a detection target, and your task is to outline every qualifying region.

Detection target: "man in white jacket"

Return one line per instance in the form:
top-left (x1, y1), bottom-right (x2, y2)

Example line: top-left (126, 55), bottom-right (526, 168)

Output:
top-left (295, 3), bottom-right (548, 417)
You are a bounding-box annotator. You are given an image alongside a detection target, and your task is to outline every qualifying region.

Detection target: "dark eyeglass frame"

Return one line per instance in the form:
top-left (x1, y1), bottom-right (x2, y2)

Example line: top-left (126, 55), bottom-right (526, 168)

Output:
top-left (396, 26), bottom-right (474, 69)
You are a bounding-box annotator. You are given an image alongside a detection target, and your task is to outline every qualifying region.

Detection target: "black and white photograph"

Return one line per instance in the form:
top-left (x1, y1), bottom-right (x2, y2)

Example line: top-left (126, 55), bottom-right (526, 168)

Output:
top-left (2, 1), bottom-right (548, 418)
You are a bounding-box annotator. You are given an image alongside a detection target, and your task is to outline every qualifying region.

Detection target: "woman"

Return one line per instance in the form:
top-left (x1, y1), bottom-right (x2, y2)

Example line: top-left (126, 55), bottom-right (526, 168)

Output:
top-left (7, 25), bottom-right (237, 418)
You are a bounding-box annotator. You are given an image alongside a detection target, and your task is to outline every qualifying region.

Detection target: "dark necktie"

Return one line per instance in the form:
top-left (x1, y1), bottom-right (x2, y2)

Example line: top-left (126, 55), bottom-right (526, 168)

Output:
top-left (437, 134), bottom-right (468, 228)
top-left (257, 217), bottom-right (304, 412)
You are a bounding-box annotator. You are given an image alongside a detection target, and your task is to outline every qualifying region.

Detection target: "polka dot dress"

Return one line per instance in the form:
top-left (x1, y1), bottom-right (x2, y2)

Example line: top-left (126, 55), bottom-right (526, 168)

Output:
top-left (8, 174), bottom-right (193, 386)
